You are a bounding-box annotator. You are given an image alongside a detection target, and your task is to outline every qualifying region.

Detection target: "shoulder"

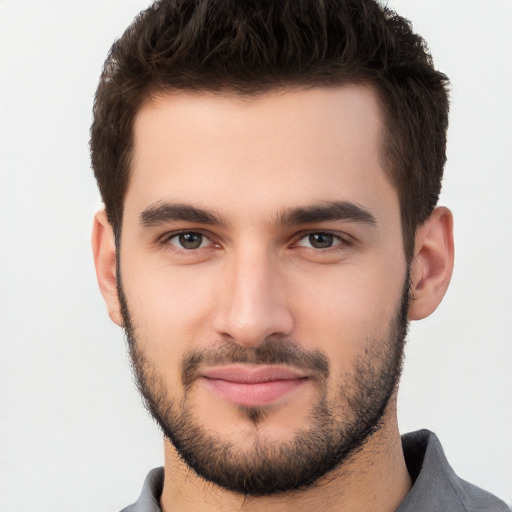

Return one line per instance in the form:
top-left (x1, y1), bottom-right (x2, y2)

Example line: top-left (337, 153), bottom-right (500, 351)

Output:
top-left (398, 430), bottom-right (509, 512)
top-left (119, 467), bottom-right (164, 512)
top-left (460, 479), bottom-right (511, 512)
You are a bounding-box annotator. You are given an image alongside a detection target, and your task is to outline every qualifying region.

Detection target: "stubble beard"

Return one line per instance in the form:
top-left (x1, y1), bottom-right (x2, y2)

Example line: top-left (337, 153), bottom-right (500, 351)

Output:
top-left (118, 275), bottom-right (410, 496)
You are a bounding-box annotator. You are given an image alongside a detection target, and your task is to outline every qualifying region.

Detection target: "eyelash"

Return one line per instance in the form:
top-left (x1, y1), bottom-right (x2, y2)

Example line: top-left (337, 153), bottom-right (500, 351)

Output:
top-left (293, 231), bottom-right (351, 251)
top-left (160, 230), bottom-right (217, 255)
top-left (159, 230), bottom-right (352, 255)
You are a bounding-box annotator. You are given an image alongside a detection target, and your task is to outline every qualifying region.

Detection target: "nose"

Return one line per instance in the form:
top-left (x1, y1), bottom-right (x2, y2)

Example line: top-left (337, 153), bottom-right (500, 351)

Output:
top-left (212, 250), bottom-right (294, 347)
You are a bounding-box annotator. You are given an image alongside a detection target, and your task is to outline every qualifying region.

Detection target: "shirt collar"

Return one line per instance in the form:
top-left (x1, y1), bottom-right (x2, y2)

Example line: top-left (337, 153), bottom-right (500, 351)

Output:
top-left (123, 430), bottom-right (507, 512)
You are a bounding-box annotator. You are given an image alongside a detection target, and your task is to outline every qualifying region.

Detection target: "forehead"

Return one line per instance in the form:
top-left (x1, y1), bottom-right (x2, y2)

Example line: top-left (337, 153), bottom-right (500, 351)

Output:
top-left (127, 85), bottom-right (396, 223)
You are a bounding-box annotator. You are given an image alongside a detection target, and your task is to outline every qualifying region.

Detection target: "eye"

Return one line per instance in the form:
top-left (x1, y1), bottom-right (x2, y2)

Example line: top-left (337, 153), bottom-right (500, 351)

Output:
top-left (296, 232), bottom-right (344, 249)
top-left (167, 232), bottom-right (211, 250)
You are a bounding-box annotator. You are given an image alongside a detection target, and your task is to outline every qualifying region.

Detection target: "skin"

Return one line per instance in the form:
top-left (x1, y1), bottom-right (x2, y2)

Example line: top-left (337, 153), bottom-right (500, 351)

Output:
top-left (92, 85), bottom-right (454, 511)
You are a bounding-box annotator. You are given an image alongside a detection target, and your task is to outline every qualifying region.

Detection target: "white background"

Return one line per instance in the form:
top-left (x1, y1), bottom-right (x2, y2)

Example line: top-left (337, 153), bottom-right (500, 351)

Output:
top-left (0, 1), bottom-right (511, 510)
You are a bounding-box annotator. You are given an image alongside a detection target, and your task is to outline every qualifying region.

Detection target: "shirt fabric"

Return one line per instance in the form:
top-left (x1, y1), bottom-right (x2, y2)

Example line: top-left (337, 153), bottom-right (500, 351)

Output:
top-left (120, 429), bottom-right (509, 511)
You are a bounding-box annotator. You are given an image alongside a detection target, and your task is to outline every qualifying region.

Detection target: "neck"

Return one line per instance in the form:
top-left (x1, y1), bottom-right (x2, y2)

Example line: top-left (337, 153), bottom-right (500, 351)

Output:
top-left (159, 400), bottom-right (411, 512)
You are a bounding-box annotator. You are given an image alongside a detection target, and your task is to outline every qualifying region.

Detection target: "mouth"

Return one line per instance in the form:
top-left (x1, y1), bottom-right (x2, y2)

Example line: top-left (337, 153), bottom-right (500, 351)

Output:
top-left (199, 365), bottom-right (310, 407)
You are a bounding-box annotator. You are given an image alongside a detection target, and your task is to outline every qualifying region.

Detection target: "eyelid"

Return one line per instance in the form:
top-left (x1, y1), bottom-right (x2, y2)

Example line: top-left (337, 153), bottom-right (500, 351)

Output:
top-left (156, 228), bottom-right (354, 255)
top-left (297, 232), bottom-right (341, 247)
top-left (171, 233), bottom-right (210, 249)
top-left (159, 229), bottom-right (218, 251)
top-left (293, 230), bottom-right (353, 248)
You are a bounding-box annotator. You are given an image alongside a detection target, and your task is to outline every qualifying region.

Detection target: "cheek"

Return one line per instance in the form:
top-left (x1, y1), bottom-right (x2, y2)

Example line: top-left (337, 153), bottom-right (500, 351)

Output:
top-left (120, 259), bottom-right (220, 364)
top-left (290, 260), bottom-right (405, 367)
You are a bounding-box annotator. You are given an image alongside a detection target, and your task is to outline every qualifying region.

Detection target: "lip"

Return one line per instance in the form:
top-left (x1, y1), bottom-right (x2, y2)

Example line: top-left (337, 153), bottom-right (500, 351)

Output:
top-left (199, 365), bottom-right (309, 407)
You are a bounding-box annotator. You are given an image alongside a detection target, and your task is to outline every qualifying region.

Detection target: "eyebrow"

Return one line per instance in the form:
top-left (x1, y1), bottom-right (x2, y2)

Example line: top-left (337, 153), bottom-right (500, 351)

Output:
top-left (139, 200), bottom-right (376, 228)
top-left (278, 201), bottom-right (377, 226)
top-left (140, 203), bottom-right (227, 227)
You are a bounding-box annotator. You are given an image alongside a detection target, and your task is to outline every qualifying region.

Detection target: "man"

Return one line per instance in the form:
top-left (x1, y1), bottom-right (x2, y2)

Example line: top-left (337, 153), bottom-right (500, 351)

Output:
top-left (90, 0), bottom-right (509, 510)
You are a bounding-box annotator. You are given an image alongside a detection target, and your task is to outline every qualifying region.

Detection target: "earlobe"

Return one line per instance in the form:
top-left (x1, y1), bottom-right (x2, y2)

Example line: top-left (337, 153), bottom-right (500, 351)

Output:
top-left (91, 209), bottom-right (124, 326)
top-left (408, 207), bottom-right (454, 321)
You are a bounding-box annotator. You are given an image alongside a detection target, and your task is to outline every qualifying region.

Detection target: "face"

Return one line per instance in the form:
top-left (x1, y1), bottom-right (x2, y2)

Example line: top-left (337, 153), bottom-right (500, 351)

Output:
top-left (118, 86), bottom-right (410, 495)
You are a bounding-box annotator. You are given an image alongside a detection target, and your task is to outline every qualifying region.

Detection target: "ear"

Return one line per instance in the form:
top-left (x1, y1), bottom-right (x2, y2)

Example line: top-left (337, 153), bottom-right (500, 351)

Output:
top-left (91, 209), bottom-right (124, 326)
top-left (408, 207), bottom-right (454, 321)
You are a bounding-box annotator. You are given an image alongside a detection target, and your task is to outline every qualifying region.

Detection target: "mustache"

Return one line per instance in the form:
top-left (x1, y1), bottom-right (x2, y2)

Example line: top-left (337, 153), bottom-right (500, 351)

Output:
top-left (181, 338), bottom-right (329, 389)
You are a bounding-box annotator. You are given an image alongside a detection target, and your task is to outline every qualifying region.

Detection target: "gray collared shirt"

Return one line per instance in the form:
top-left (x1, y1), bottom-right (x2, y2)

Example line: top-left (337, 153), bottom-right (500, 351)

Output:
top-left (121, 430), bottom-right (509, 511)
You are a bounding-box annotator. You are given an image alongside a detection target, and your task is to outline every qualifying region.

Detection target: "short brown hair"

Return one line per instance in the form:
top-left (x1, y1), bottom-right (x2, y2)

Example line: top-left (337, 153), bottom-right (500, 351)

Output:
top-left (90, 0), bottom-right (449, 260)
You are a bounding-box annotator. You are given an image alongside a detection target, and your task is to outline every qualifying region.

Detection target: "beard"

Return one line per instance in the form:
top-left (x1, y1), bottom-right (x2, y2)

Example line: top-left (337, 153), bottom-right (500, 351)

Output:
top-left (118, 274), bottom-right (410, 497)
